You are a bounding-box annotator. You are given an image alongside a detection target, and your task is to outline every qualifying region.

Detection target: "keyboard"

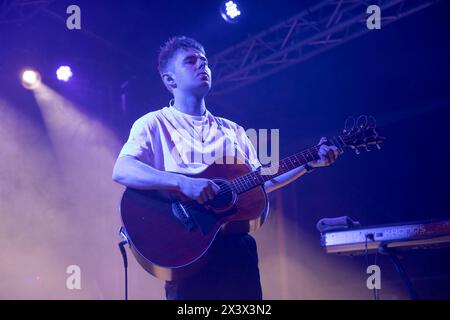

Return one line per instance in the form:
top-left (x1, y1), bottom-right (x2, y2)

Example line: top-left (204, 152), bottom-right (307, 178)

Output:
top-left (321, 218), bottom-right (450, 255)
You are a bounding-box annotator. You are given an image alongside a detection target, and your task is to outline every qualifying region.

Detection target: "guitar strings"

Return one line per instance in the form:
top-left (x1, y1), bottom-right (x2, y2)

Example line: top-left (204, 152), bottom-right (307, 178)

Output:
top-left (180, 132), bottom-right (367, 209)
top-left (181, 145), bottom-right (323, 210)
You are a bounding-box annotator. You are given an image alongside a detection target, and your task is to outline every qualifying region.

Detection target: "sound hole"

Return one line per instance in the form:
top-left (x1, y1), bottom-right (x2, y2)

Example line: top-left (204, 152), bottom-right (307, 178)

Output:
top-left (208, 179), bottom-right (236, 212)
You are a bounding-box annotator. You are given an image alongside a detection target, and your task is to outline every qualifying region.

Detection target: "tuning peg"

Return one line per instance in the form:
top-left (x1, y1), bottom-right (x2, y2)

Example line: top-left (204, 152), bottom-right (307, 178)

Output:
top-left (355, 148), bottom-right (360, 155)
top-left (344, 116), bottom-right (356, 133)
top-left (368, 116), bottom-right (377, 128)
top-left (364, 145), bottom-right (371, 152)
top-left (376, 144), bottom-right (381, 150)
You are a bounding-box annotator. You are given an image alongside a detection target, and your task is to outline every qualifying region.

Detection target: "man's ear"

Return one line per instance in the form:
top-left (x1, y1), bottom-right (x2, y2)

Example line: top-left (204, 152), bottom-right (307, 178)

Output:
top-left (161, 72), bottom-right (177, 90)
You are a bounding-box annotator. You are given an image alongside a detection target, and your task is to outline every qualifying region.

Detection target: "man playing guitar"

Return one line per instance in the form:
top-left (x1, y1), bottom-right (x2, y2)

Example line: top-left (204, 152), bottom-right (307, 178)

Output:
top-left (112, 36), bottom-right (340, 300)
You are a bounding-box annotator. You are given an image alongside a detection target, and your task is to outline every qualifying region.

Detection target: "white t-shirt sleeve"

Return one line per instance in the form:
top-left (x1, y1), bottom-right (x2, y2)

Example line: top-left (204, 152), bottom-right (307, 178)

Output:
top-left (118, 117), bottom-right (155, 165)
top-left (235, 125), bottom-right (261, 171)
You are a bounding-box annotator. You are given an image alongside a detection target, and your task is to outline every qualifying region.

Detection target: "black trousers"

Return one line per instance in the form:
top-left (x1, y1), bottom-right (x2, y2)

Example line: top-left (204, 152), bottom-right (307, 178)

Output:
top-left (165, 233), bottom-right (262, 300)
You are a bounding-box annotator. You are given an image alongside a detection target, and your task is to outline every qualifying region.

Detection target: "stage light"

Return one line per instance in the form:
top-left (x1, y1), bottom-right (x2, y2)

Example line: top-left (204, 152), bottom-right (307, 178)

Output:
top-left (21, 69), bottom-right (42, 90)
top-left (56, 66), bottom-right (73, 82)
top-left (221, 1), bottom-right (241, 23)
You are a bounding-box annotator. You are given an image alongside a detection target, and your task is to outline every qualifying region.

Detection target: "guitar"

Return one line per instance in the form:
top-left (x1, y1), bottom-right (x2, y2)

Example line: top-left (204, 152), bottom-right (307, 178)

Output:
top-left (120, 116), bottom-right (385, 280)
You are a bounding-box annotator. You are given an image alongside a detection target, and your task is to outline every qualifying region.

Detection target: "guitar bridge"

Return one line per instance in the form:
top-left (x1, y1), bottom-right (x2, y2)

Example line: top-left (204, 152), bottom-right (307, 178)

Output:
top-left (172, 202), bottom-right (197, 231)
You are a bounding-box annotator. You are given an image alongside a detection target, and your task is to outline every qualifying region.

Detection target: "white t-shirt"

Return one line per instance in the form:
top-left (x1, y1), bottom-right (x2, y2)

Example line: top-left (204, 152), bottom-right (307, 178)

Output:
top-left (118, 106), bottom-right (261, 175)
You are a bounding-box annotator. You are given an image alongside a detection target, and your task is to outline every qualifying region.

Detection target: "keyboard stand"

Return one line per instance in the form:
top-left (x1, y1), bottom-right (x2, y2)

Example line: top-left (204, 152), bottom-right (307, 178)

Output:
top-left (379, 245), bottom-right (420, 300)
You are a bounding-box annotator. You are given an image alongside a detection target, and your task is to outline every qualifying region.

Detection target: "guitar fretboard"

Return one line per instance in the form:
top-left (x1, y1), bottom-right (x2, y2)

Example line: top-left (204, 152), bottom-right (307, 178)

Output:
top-left (230, 136), bottom-right (345, 194)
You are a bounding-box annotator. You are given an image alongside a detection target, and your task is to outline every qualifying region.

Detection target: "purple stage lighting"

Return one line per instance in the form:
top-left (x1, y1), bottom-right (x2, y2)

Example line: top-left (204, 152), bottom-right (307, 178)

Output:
top-left (56, 66), bottom-right (73, 82)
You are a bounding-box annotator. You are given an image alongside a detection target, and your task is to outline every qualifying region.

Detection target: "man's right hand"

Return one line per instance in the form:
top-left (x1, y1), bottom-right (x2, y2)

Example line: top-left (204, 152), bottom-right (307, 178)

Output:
top-left (178, 176), bottom-right (221, 204)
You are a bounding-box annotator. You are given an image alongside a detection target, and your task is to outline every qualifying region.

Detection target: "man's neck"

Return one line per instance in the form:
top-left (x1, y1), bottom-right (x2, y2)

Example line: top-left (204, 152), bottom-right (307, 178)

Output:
top-left (172, 93), bottom-right (206, 116)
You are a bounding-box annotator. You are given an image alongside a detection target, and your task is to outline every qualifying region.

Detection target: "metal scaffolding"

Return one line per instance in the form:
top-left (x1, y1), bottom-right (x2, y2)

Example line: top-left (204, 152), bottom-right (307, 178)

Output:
top-left (0, 0), bottom-right (54, 24)
top-left (210, 0), bottom-right (440, 95)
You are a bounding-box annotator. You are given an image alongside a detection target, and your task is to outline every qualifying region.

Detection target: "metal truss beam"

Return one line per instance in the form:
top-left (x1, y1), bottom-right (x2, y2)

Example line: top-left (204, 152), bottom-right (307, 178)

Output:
top-left (0, 0), bottom-right (55, 24)
top-left (210, 0), bottom-right (440, 95)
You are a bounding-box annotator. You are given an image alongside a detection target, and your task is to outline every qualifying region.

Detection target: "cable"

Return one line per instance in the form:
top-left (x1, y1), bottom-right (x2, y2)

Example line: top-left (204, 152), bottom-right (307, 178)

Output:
top-left (374, 247), bottom-right (379, 300)
top-left (118, 227), bottom-right (129, 300)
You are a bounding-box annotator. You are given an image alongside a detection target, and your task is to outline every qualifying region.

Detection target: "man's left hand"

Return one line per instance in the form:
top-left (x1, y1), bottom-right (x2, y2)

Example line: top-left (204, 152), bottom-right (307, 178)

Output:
top-left (309, 137), bottom-right (341, 168)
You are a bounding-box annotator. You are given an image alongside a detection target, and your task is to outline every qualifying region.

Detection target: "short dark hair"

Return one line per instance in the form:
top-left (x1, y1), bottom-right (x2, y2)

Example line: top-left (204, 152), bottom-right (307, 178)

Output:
top-left (158, 36), bottom-right (206, 74)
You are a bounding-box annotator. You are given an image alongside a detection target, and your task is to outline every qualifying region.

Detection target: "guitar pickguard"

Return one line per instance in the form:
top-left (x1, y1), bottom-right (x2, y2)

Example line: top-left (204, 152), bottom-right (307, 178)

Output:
top-left (180, 202), bottom-right (237, 235)
top-left (172, 201), bottom-right (197, 231)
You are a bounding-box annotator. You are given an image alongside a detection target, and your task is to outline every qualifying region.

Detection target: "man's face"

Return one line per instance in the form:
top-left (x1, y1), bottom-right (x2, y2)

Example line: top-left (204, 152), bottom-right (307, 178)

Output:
top-left (169, 48), bottom-right (212, 95)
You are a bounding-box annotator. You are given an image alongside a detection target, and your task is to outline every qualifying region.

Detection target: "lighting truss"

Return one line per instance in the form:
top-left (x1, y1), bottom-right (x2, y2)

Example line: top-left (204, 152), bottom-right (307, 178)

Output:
top-left (0, 0), bottom-right (55, 24)
top-left (210, 0), bottom-right (440, 95)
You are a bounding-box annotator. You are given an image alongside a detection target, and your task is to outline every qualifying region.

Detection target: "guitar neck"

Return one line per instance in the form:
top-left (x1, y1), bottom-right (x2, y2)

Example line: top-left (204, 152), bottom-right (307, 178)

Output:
top-left (230, 136), bottom-right (346, 194)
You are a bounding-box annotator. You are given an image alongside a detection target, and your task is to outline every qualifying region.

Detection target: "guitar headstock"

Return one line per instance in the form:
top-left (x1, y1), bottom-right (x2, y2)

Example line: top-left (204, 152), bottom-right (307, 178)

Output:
top-left (339, 115), bottom-right (385, 154)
